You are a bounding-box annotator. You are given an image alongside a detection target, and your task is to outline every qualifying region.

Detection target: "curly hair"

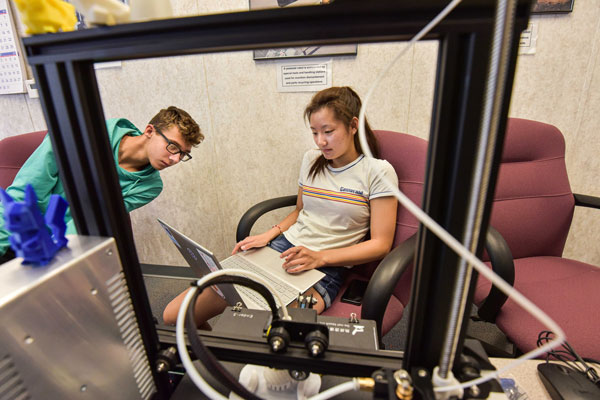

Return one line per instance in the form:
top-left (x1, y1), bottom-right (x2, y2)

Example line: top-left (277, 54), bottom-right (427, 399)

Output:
top-left (149, 106), bottom-right (204, 146)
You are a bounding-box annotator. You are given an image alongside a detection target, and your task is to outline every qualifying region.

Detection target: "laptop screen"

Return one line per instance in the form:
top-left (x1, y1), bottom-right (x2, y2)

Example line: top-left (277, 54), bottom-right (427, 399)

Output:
top-left (157, 219), bottom-right (245, 307)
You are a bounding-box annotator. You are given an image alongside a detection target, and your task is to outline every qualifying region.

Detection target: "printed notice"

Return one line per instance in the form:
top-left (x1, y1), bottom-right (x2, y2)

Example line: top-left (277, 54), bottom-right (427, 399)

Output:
top-left (0, 0), bottom-right (26, 94)
top-left (518, 22), bottom-right (537, 55)
top-left (277, 58), bottom-right (332, 92)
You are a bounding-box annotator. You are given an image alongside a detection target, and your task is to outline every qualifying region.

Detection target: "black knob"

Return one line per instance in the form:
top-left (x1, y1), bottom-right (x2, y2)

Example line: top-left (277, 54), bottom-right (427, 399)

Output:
top-left (305, 330), bottom-right (328, 357)
top-left (268, 326), bottom-right (290, 353)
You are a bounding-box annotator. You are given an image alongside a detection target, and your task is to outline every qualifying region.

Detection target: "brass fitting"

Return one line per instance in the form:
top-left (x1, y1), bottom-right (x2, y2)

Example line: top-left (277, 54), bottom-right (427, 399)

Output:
top-left (357, 377), bottom-right (375, 391)
top-left (394, 369), bottom-right (413, 400)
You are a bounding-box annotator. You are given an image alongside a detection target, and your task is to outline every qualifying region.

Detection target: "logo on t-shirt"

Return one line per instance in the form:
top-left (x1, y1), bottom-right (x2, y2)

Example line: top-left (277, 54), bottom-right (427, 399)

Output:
top-left (340, 186), bottom-right (364, 196)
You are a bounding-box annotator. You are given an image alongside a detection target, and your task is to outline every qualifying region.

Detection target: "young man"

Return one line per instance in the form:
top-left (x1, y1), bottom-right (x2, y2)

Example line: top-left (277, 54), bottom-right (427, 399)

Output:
top-left (0, 106), bottom-right (203, 263)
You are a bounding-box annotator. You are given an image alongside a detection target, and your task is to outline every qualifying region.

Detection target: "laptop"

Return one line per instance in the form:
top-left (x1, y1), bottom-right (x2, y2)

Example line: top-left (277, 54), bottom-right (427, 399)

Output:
top-left (157, 218), bottom-right (324, 310)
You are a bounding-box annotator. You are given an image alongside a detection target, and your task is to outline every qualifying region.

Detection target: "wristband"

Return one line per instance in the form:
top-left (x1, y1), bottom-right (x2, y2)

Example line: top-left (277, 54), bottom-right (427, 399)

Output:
top-left (272, 224), bottom-right (283, 235)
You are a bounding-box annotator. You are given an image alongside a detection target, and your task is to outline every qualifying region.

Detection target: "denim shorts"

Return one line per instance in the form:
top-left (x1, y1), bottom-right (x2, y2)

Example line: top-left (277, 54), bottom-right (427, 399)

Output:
top-left (268, 234), bottom-right (346, 309)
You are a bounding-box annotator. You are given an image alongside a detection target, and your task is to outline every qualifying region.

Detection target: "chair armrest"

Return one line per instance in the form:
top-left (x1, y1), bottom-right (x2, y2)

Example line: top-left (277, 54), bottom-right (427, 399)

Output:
top-left (236, 195), bottom-right (297, 242)
top-left (140, 263), bottom-right (196, 279)
top-left (361, 235), bottom-right (417, 339)
top-left (476, 226), bottom-right (515, 322)
top-left (574, 193), bottom-right (600, 210)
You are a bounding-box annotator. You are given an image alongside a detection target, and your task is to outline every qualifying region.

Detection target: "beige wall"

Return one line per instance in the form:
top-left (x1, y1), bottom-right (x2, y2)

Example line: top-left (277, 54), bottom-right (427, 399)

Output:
top-left (1, 0), bottom-right (599, 267)
top-left (95, 39), bottom-right (438, 266)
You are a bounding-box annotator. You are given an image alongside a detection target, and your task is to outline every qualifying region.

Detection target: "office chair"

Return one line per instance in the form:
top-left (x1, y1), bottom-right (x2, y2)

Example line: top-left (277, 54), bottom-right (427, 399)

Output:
top-left (236, 130), bottom-right (428, 340)
top-left (473, 118), bottom-right (600, 360)
top-left (0, 131), bottom-right (46, 263)
top-left (0, 131), bottom-right (47, 189)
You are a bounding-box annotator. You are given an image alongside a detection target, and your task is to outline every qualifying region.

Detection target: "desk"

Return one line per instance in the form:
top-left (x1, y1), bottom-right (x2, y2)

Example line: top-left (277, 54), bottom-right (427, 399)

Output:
top-left (490, 358), bottom-right (550, 400)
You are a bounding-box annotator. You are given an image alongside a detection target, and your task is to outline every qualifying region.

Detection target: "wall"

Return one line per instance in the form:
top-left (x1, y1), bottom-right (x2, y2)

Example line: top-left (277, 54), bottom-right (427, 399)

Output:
top-left (1, 0), bottom-right (598, 267)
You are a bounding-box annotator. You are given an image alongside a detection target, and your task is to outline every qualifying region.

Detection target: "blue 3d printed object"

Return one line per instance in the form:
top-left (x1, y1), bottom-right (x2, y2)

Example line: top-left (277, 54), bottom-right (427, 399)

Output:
top-left (1, 184), bottom-right (68, 265)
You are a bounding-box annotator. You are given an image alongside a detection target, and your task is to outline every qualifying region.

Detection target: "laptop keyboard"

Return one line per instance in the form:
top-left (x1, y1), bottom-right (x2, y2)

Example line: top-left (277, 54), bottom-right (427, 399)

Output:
top-left (235, 286), bottom-right (270, 310)
top-left (223, 256), bottom-right (300, 307)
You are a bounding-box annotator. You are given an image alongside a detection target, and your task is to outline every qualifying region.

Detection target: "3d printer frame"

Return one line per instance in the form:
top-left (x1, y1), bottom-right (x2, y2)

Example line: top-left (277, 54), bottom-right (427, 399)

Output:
top-left (22, 0), bottom-right (532, 398)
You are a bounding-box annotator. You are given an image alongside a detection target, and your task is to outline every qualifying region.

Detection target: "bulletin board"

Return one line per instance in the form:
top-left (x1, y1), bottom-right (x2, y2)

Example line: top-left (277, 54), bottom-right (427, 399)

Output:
top-left (0, 0), bottom-right (26, 94)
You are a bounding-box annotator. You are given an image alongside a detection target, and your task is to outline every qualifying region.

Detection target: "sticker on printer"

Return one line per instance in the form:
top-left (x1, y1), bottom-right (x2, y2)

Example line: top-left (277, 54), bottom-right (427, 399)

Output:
top-left (352, 325), bottom-right (365, 336)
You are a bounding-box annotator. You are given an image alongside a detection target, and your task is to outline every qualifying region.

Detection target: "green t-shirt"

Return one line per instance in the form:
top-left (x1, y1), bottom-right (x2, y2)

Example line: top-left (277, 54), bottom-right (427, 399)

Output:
top-left (0, 118), bottom-right (163, 256)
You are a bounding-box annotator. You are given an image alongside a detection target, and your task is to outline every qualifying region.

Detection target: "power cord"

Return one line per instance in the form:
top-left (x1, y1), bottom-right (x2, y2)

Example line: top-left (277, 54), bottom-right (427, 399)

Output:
top-left (537, 331), bottom-right (600, 386)
top-left (184, 275), bottom-right (279, 400)
top-left (176, 269), bottom-right (291, 400)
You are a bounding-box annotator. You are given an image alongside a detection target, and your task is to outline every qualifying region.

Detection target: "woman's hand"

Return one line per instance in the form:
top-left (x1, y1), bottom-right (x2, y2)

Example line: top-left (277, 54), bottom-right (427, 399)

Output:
top-left (281, 246), bottom-right (326, 273)
top-left (232, 233), bottom-right (271, 254)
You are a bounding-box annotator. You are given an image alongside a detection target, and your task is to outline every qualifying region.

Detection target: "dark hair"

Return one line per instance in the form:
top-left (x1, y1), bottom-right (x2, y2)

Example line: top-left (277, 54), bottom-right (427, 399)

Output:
top-left (304, 86), bottom-right (378, 179)
top-left (149, 106), bottom-right (204, 146)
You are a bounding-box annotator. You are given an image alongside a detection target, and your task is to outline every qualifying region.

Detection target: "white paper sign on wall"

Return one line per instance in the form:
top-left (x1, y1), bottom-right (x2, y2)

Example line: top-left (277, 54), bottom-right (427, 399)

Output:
top-left (519, 22), bottom-right (538, 55)
top-left (277, 58), bottom-right (332, 93)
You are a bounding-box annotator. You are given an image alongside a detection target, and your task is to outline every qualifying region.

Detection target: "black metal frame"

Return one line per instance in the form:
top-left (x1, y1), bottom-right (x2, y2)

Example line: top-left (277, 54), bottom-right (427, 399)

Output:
top-left (22, 0), bottom-right (532, 398)
top-left (157, 325), bottom-right (405, 378)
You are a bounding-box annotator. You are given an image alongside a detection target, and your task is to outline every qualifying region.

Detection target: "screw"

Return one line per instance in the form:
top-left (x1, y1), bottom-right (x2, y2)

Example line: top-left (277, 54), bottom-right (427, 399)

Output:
top-left (309, 342), bottom-right (323, 357)
top-left (80, 385), bottom-right (87, 392)
top-left (418, 369), bottom-right (428, 378)
top-left (106, 249), bottom-right (113, 256)
top-left (289, 370), bottom-right (308, 380)
top-left (90, 288), bottom-right (98, 295)
top-left (156, 361), bottom-right (168, 373)
top-left (271, 337), bottom-right (284, 352)
top-left (24, 336), bottom-right (34, 345)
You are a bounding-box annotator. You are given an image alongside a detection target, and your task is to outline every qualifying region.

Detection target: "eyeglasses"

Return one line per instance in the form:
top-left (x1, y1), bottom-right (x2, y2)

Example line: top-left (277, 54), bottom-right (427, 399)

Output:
top-left (153, 125), bottom-right (192, 162)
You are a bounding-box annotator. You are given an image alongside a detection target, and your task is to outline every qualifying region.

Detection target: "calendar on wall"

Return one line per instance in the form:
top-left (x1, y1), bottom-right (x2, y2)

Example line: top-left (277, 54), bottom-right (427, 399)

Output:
top-left (0, 0), bottom-right (26, 94)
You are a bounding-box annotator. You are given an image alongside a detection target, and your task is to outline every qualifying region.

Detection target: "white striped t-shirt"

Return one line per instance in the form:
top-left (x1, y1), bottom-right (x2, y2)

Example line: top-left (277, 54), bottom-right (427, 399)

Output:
top-left (284, 149), bottom-right (398, 252)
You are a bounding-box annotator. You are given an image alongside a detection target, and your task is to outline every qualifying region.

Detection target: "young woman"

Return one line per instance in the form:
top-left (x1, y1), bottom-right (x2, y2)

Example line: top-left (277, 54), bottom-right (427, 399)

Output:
top-left (163, 86), bottom-right (398, 327)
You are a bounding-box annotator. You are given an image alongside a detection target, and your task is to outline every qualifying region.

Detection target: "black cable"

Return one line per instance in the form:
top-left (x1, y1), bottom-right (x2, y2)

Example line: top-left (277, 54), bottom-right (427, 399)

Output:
top-left (537, 330), bottom-right (600, 385)
top-left (182, 274), bottom-right (282, 400)
top-left (185, 286), bottom-right (262, 400)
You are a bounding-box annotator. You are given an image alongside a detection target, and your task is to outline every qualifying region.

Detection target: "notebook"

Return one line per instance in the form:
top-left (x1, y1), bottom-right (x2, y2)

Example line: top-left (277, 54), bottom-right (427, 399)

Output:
top-left (157, 218), bottom-right (324, 310)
